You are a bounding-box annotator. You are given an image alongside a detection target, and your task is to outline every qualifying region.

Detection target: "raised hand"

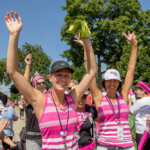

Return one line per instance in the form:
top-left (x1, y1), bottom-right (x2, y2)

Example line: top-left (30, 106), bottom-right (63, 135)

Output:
top-left (24, 54), bottom-right (32, 66)
top-left (74, 34), bottom-right (85, 47)
top-left (5, 10), bottom-right (22, 35)
top-left (122, 31), bottom-right (137, 45)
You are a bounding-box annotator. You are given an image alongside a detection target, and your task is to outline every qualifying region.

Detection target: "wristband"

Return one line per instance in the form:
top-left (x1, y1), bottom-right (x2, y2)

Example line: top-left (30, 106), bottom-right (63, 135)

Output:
top-left (84, 58), bottom-right (87, 61)
top-left (25, 70), bottom-right (30, 74)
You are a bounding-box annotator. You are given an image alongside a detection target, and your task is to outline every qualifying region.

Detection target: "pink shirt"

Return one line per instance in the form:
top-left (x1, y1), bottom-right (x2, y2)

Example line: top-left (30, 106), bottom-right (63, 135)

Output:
top-left (97, 95), bottom-right (133, 147)
top-left (39, 93), bottom-right (79, 150)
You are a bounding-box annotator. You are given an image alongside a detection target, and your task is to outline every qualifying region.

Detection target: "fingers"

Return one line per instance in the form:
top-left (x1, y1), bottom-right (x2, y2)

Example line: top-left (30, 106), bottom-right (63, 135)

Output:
top-left (128, 31), bottom-right (130, 36)
top-left (10, 10), bottom-right (14, 22)
top-left (15, 12), bottom-right (18, 22)
top-left (122, 32), bottom-right (129, 40)
top-left (5, 10), bottom-right (21, 23)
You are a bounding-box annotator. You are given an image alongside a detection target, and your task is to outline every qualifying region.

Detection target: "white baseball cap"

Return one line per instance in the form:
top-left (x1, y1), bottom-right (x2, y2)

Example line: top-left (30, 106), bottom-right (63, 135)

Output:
top-left (102, 69), bottom-right (122, 89)
top-left (104, 69), bottom-right (121, 81)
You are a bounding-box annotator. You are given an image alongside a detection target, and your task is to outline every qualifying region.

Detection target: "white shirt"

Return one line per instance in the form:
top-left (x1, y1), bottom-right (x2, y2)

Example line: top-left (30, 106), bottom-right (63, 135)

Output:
top-left (130, 96), bottom-right (150, 134)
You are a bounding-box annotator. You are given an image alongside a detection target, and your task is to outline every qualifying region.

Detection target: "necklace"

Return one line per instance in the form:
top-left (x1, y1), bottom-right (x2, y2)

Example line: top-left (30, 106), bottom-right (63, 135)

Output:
top-left (107, 95), bottom-right (120, 124)
top-left (51, 93), bottom-right (69, 149)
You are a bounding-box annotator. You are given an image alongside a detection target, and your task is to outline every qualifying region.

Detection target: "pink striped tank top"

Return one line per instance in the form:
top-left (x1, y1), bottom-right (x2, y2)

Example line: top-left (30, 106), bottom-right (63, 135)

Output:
top-left (39, 93), bottom-right (79, 150)
top-left (97, 95), bottom-right (133, 147)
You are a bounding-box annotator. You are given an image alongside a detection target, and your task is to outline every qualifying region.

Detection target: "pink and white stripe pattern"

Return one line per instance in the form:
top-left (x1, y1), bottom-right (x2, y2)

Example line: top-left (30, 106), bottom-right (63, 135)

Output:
top-left (97, 95), bottom-right (133, 148)
top-left (39, 94), bottom-right (79, 150)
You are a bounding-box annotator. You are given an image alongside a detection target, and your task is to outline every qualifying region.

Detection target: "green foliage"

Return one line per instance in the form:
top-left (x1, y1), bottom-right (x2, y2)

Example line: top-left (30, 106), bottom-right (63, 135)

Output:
top-left (0, 42), bottom-right (52, 98)
top-left (71, 64), bottom-right (86, 82)
top-left (0, 59), bottom-right (11, 85)
top-left (10, 84), bottom-right (19, 94)
top-left (61, 0), bottom-right (150, 87)
top-left (18, 42), bottom-right (52, 78)
top-left (9, 93), bottom-right (21, 101)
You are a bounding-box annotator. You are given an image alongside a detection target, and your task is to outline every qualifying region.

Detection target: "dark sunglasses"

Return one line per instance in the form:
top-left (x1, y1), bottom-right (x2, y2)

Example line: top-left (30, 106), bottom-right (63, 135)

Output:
top-left (36, 82), bottom-right (46, 86)
top-left (81, 95), bottom-right (87, 100)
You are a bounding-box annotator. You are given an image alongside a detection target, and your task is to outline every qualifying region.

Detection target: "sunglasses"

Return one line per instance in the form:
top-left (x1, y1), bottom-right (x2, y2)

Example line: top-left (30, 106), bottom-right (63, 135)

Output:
top-left (81, 95), bottom-right (87, 100)
top-left (36, 82), bottom-right (46, 86)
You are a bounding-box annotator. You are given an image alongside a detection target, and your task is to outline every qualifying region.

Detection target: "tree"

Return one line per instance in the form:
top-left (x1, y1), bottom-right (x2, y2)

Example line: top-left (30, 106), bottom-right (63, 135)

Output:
top-left (61, 0), bottom-right (150, 89)
top-left (71, 64), bottom-right (86, 82)
top-left (0, 59), bottom-right (11, 85)
top-left (0, 43), bottom-right (52, 99)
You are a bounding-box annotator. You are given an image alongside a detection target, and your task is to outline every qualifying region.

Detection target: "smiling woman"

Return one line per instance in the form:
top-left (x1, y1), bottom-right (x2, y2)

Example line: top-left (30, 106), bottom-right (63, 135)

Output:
top-left (74, 31), bottom-right (137, 150)
top-left (5, 11), bottom-right (97, 150)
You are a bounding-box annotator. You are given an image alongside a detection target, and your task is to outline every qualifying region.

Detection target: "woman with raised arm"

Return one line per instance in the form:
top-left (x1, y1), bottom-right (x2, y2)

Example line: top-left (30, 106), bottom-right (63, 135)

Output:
top-left (23, 54), bottom-right (43, 150)
top-left (5, 11), bottom-right (97, 150)
top-left (75, 32), bottom-right (137, 150)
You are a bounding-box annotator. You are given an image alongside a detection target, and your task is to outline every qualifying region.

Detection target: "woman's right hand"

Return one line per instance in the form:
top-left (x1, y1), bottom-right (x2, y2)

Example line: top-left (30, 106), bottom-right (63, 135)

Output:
top-left (24, 54), bottom-right (32, 66)
top-left (122, 31), bottom-right (137, 45)
top-left (5, 10), bottom-right (22, 35)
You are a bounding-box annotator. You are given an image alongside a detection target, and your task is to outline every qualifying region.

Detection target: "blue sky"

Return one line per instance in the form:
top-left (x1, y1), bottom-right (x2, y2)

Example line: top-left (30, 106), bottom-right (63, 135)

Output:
top-left (0, 0), bottom-right (150, 95)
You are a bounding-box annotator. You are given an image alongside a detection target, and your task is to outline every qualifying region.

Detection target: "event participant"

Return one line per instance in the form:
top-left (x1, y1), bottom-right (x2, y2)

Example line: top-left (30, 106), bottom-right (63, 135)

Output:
top-left (18, 96), bottom-right (25, 120)
top-left (77, 91), bottom-right (98, 150)
top-left (5, 11), bottom-right (97, 149)
top-left (134, 83), bottom-right (147, 99)
top-left (67, 80), bottom-right (78, 93)
top-left (130, 82), bottom-right (150, 149)
top-left (0, 92), bottom-right (18, 150)
top-left (75, 31), bottom-right (137, 149)
top-left (24, 54), bottom-right (43, 150)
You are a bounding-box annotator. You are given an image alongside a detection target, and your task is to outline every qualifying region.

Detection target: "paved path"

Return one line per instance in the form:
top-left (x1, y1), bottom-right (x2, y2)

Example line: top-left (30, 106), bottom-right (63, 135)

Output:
top-left (13, 106), bottom-right (25, 143)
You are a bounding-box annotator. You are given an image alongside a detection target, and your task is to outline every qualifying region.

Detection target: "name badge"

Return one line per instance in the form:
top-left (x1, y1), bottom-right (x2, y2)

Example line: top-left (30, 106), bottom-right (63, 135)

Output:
top-left (117, 125), bottom-right (123, 141)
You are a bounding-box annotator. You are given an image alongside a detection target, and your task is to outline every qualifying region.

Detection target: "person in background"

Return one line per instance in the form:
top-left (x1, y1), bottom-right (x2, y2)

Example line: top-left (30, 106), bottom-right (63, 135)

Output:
top-left (18, 96), bottom-right (25, 120)
top-left (23, 54), bottom-right (43, 150)
top-left (86, 90), bottom-right (92, 105)
top-left (134, 83), bottom-right (147, 99)
top-left (77, 91), bottom-right (98, 150)
top-left (130, 82), bottom-right (150, 149)
top-left (67, 80), bottom-right (78, 93)
top-left (0, 92), bottom-right (18, 150)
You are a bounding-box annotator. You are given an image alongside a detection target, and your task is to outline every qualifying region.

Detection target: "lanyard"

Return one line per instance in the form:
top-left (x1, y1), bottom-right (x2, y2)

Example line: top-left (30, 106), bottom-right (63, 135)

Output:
top-left (51, 93), bottom-right (69, 138)
top-left (107, 95), bottom-right (120, 124)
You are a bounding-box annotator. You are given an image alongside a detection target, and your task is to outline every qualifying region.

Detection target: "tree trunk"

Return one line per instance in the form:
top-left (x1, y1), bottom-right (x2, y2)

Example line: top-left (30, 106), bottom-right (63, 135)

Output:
top-left (97, 54), bottom-right (102, 90)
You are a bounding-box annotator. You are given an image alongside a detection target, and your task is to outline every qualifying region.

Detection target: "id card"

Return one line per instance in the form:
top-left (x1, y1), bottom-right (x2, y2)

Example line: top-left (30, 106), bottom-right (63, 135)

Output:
top-left (117, 125), bottom-right (123, 141)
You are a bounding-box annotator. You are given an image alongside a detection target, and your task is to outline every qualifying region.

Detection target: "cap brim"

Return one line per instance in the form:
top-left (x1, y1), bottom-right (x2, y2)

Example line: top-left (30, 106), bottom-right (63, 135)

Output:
top-left (51, 67), bottom-right (74, 74)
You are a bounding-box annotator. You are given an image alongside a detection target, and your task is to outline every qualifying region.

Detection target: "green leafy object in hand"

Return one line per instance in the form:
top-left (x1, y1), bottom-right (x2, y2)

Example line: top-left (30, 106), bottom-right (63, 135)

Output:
top-left (68, 20), bottom-right (91, 38)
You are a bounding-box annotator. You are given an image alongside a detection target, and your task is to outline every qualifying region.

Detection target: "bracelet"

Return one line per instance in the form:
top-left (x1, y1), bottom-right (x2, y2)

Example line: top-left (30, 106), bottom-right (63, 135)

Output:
top-left (84, 58), bottom-right (87, 61)
top-left (25, 70), bottom-right (30, 74)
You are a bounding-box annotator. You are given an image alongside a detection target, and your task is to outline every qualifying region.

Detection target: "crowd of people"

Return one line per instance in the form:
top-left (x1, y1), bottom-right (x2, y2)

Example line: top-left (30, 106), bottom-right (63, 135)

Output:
top-left (0, 10), bottom-right (149, 150)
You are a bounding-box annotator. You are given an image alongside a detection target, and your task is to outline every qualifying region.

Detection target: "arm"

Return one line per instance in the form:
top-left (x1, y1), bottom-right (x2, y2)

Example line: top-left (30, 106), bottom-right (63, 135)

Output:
top-left (5, 11), bottom-right (45, 120)
top-left (13, 117), bottom-right (18, 121)
top-left (69, 37), bottom-right (97, 106)
top-left (128, 96), bottom-right (132, 111)
top-left (74, 36), bottom-right (102, 110)
top-left (1, 132), bottom-right (16, 147)
top-left (121, 32), bottom-right (137, 102)
top-left (130, 101), bottom-right (140, 115)
top-left (24, 54), bottom-right (32, 81)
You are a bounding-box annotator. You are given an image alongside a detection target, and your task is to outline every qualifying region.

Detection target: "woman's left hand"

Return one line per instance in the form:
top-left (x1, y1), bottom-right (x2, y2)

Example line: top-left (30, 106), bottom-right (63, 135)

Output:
top-left (73, 34), bottom-right (85, 47)
top-left (122, 31), bottom-right (137, 45)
